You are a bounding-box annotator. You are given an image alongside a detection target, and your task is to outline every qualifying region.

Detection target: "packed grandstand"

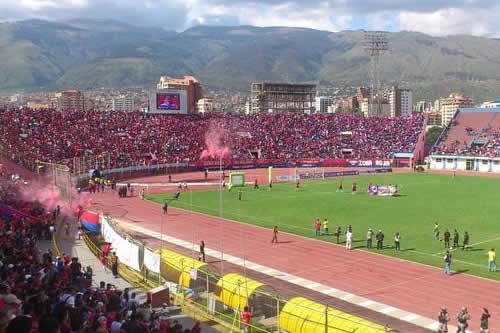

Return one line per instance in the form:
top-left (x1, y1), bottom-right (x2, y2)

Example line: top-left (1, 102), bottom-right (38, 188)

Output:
top-left (0, 108), bottom-right (425, 170)
top-left (432, 108), bottom-right (500, 157)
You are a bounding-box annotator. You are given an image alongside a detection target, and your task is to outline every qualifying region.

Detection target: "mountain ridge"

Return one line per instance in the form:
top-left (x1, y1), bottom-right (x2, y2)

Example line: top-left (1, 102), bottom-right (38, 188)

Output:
top-left (1, 19), bottom-right (500, 101)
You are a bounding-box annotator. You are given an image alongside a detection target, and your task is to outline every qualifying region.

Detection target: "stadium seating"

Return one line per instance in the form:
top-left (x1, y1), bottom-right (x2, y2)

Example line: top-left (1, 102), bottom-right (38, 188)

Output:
top-left (0, 173), bottom-right (199, 333)
top-left (0, 108), bottom-right (424, 169)
top-left (433, 110), bottom-right (500, 157)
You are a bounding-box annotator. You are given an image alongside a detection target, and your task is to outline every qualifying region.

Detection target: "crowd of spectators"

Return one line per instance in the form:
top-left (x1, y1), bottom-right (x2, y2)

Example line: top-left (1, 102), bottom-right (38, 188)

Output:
top-left (433, 121), bottom-right (500, 157)
top-left (0, 108), bottom-right (424, 170)
top-left (0, 173), bottom-right (201, 333)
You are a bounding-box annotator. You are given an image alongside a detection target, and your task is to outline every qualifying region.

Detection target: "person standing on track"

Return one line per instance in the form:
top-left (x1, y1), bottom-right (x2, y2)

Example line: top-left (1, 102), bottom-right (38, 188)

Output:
top-left (366, 228), bottom-right (373, 248)
top-left (480, 308), bottom-right (490, 333)
top-left (444, 250), bottom-right (452, 275)
top-left (456, 307), bottom-right (470, 333)
top-left (162, 201), bottom-right (168, 215)
top-left (271, 226), bottom-right (279, 243)
top-left (199, 241), bottom-right (206, 262)
top-left (437, 307), bottom-right (450, 333)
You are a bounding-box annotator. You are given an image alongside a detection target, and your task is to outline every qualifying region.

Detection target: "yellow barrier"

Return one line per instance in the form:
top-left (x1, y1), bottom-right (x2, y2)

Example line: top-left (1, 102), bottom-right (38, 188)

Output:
top-left (216, 273), bottom-right (263, 312)
top-left (157, 248), bottom-right (207, 288)
top-left (279, 297), bottom-right (389, 333)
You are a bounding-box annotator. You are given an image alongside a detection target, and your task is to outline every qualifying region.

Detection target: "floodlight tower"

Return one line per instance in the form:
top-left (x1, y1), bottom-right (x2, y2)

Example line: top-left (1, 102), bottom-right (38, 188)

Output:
top-left (363, 31), bottom-right (389, 116)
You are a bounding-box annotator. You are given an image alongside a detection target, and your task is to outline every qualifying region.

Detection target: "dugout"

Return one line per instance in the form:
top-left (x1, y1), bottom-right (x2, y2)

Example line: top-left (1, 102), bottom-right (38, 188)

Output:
top-left (156, 249), bottom-right (218, 291)
top-left (215, 273), bottom-right (278, 318)
top-left (279, 297), bottom-right (389, 333)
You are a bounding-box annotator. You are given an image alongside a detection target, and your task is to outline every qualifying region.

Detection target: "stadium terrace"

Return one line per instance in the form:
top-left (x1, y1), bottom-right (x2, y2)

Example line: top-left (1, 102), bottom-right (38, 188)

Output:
top-left (0, 108), bottom-right (425, 170)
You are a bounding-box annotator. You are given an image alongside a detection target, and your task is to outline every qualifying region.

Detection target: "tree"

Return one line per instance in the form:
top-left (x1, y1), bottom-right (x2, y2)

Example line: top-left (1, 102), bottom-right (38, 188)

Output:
top-left (425, 126), bottom-right (444, 146)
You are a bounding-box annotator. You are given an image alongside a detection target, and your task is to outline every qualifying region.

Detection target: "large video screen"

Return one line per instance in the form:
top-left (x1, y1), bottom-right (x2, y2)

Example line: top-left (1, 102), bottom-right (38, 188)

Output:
top-left (156, 93), bottom-right (180, 110)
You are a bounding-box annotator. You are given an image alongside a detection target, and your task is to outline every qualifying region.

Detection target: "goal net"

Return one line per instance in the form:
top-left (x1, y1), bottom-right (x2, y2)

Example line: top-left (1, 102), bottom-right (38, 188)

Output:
top-left (295, 167), bottom-right (325, 180)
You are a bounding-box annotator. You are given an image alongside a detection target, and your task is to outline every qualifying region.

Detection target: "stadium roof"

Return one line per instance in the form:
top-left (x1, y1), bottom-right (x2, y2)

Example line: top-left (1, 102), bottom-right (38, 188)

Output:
top-left (459, 107), bottom-right (500, 113)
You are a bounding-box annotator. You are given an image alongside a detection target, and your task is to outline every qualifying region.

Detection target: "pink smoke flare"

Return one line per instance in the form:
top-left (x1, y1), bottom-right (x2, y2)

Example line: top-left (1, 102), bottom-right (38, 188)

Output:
top-left (200, 123), bottom-right (232, 160)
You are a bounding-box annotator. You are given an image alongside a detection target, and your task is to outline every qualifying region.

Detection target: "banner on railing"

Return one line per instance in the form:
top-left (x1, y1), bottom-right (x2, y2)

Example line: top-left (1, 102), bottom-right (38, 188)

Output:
top-left (101, 217), bottom-right (141, 271)
top-left (144, 248), bottom-right (161, 273)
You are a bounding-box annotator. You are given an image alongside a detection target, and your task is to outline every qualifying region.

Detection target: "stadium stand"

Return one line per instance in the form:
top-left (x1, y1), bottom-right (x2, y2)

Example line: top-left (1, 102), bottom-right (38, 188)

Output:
top-left (433, 108), bottom-right (500, 157)
top-left (0, 108), bottom-right (424, 170)
top-left (0, 173), bottom-right (201, 333)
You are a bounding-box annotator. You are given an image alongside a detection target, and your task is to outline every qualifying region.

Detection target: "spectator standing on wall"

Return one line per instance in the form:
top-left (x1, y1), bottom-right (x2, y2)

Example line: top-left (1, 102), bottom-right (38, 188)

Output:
top-left (111, 252), bottom-right (119, 278)
top-left (241, 306), bottom-right (252, 332)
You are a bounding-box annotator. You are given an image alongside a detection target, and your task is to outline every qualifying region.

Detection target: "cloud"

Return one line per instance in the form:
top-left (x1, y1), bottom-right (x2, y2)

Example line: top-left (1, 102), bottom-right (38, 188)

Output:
top-left (0, 0), bottom-right (499, 36)
top-left (399, 6), bottom-right (500, 36)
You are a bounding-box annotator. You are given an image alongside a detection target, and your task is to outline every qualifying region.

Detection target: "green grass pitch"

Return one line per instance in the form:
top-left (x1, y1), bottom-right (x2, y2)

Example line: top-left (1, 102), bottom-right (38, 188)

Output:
top-left (146, 173), bottom-right (500, 280)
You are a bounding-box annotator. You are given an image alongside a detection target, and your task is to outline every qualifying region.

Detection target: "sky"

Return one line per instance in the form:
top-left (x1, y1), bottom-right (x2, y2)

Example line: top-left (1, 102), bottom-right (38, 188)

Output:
top-left (0, 0), bottom-right (499, 37)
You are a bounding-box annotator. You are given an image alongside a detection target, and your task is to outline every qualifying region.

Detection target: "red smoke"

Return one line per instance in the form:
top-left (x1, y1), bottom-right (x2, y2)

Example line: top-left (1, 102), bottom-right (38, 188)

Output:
top-left (200, 123), bottom-right (232, 160)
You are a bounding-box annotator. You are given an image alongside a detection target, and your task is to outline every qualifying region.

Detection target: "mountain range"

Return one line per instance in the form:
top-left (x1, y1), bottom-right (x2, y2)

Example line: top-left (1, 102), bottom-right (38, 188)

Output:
top-left (2, 18), bottom-right (500, 101)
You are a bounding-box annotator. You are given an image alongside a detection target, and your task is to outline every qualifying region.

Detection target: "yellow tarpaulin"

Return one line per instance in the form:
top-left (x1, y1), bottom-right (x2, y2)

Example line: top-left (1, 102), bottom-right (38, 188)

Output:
top-left (279, 297), bottom-right (388, 333)
top-left (156, 249), bottom-right (207, 288)
top-left (216, 273), bottom-right (263, 312)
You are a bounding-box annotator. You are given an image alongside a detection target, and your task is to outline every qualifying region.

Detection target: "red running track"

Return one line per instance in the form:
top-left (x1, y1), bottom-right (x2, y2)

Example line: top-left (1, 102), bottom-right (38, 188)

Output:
top-left (90, 169), bottom-right (500, 332)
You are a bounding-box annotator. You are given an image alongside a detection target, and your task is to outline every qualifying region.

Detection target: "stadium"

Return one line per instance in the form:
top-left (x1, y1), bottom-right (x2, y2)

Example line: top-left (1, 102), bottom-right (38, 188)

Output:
top-left (0, 106), bottom-right (499, 333)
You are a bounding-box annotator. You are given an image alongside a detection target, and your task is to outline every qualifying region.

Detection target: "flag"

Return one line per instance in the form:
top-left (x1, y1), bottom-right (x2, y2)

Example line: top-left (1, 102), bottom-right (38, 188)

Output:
top-left (80, 211), bottom-right (100, 233)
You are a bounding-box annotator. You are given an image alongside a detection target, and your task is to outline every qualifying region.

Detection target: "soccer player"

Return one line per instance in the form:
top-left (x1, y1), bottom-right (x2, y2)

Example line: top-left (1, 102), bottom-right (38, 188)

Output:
top-left (462, 231), bottom-right (470, 250)
top-left (254, 178), bottom-right (259, 189)
top-left (453, 229), bottom-right (459, 249)
top-left (444, 229), bottom-right (451, 249)
top-left (337, 180), bottom-right (343, 192)
top-left (271, 226), bottom-right (279, 243)
top-left (351, 182), bottom-right (357, 194)
top-left (296, 179), bottom-right (300, 190)
top-left (433, 222), bottom-right (440, 240)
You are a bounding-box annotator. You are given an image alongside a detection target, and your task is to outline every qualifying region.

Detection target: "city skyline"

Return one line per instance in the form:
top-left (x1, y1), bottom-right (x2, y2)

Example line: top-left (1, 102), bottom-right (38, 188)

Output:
top-left (0, 0), bottom-right (499, 37)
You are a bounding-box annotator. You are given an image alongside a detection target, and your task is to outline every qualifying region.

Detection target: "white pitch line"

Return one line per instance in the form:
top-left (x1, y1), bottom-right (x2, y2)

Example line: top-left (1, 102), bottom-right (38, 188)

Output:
top-left (401, 313), bottom-right (421, 322)
top-left (380, 306), bottom-right (397, 314)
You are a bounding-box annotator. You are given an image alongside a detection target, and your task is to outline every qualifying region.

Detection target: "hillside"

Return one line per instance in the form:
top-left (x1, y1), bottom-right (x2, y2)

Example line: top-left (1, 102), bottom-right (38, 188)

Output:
top-left (2, 19), bottom-right (500, 101)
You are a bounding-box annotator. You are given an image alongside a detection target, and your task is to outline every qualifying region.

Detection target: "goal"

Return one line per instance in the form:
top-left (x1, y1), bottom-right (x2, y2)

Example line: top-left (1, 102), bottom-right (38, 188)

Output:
top-left (295, 167), bottom-right (325, 180)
